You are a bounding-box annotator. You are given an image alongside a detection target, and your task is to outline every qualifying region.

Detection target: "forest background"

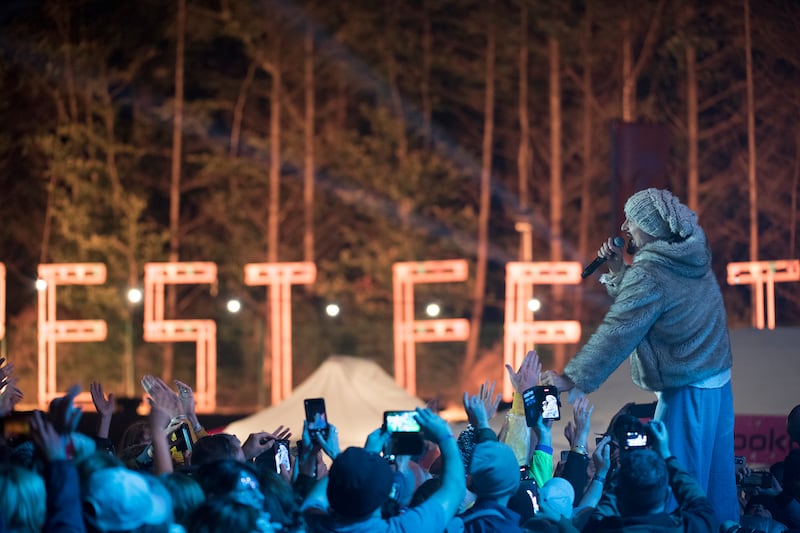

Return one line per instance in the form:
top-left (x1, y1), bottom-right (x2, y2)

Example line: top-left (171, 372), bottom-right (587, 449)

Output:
top-left (1, 0), bottom-right (798, 409)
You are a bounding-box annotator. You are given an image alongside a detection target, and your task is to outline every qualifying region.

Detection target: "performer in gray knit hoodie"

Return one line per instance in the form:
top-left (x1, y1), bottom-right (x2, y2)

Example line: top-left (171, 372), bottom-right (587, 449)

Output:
top-left (544, 188), bottom-right (738, 526)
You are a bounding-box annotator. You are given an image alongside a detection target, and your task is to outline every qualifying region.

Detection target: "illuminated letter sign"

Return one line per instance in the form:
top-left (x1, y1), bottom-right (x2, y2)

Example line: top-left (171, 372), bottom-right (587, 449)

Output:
top-left (144, 262), bottom-right (218, 411)
top-left (393, 260), bottom-right (470, 397)
top-left (727, 260), bottom-right (800, 330)
top-left (244, 262), bottom-right (316, 405)
top-left (37, 263), bottom-right (108, 407)
top-left (503, 261), bottom-right (582, 400)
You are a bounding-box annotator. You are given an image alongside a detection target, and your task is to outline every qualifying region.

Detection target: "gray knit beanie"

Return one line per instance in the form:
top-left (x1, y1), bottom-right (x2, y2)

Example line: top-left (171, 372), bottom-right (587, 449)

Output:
top-left (624, 188), bottom-right (697, 240)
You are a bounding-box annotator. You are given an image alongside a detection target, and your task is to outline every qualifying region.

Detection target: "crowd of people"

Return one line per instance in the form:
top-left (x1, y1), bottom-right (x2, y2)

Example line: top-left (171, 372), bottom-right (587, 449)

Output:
top-left (0, 350), bottom-right (797, 533)
top-left (0, 188), bottom-right (795, 533)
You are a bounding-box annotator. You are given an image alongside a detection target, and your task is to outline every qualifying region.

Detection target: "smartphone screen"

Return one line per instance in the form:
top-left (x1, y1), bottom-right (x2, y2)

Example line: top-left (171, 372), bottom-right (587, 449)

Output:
top-left (522, 386), bottom-right (560, 425)
top-left (383, 411), bottom-right (421, 433)
top-left (522, 387), bottom-right (538, 427)
top-left (274, 440), bottom-right (290, 474)
top-left (625, 431), bottom-right (648, 449)
top-left (383, 410), bottom-right (423, 456)
top-left (536, 386), bottom-right (561, 421)
top-left (304, 398), bottom-right (329, 438)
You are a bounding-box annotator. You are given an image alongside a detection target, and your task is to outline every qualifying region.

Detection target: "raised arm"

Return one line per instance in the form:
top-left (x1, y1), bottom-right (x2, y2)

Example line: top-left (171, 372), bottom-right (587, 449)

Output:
top-left (415, 407), bottom-right (466, 522)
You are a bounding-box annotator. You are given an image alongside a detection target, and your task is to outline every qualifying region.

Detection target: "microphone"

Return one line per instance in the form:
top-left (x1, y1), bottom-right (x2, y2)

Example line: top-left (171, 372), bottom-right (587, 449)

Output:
top-left (581, 236), bottom-right (626, 279)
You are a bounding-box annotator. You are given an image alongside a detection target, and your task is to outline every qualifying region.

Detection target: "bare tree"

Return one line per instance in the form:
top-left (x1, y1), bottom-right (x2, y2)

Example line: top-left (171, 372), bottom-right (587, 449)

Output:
top-left (304, 22), bottom-right (316, 263)
top-left (464, 0), bottom-right (495, 376)
top-left (165, 0), bottom-right (186, 383)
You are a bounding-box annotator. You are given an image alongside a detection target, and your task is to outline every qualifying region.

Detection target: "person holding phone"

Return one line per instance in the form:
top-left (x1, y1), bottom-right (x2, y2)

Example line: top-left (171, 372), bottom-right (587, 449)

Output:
top-left (543, 188), bottom-right (736, 527)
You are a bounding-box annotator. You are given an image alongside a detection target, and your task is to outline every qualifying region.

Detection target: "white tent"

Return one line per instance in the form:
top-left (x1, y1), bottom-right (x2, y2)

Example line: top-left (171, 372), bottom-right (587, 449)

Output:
top-left (225, 355), bottom-right (424, 450)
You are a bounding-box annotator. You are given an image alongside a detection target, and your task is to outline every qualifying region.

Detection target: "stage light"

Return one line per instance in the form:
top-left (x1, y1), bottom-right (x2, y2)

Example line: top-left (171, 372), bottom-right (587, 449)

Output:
top-left (325, 303), bottom-right (340, 317)
top-left (226, 299), bottom-right (242, 313)
top-left (425, 302), bottom-right (441, 317)
top-left (35, 279), bottom-right (47, 291)
top-left (527, 298), bottom-right (541, 312)
top-left (127, 288), bottom-right (143, 304)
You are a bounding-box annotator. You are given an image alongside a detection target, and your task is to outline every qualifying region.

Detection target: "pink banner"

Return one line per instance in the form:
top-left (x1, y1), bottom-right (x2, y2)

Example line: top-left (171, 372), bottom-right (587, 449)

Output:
top-left (734, 415), bottom-right (790, 466)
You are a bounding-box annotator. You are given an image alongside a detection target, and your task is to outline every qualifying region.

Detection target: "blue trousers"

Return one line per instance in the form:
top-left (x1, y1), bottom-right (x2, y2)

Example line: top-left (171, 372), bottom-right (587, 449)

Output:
top-left (654, 381), bottom-right (739, 526)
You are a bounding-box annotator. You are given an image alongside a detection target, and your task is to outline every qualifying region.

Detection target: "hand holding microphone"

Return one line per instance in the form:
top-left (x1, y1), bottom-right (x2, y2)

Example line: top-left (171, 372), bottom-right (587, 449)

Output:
top-left (581, 236), bottom-right (626, 278)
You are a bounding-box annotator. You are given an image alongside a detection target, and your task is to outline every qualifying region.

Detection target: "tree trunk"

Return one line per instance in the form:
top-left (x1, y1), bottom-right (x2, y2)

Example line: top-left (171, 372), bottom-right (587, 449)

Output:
top-left (304, 22), bottom-right (316, 263)
top-left (165, 0), bottom-right (186, 383)
top-left (231, 61), bottom-right (257, 158)
top-left (268, 50), bottom-right (281, 263)
top-left (549, 36), bottom-right (565, 369)
top-left (622, 18), bottom-right (634, 122)
top-left (421, 0), bottom-right (433, 148)
top-left (577, 4), bottom-right (593, 323)
top-left (686, 45), bottom-right (699, 213)
top-left (384, 4), bottom-right (408, 164)
top-left (517, 1), bottom-right (531, 261)
top-left (464, 0), bottom-right (495, 376)
top-left (792, 131), bottom-right (799, 260)
top-left (744, 0), bottom-right (758, 265)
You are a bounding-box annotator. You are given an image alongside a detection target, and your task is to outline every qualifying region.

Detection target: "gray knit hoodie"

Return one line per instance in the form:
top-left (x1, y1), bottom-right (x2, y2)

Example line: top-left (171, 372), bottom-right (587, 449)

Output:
top-left (564, 226), bottom-right (732, 393)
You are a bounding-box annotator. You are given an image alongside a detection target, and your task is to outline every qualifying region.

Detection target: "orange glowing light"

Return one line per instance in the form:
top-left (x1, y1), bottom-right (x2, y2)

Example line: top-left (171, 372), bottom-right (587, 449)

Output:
top-left (37, 263), bottom-right (108, 407)
top-left (503, 261), bottom-right (582, 400)
top-left (244, 262), bottom-right (316, 405)
top-left (393, 260), bottom-right (470, 396)
top-left (727, 260), bottom-right (800, 330)
top-left (144, 262), bottom-right (218, 412)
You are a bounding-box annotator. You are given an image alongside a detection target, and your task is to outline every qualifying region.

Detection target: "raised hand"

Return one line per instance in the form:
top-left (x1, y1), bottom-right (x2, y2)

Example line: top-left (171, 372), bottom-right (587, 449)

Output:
top-left (90, 381), bottom-right (116, 439)
top-left (593, 435), bottom-right (612, 478)
top-left (414, 407), bottom-right (453, 444)
top-left (541, 370), bottom-right (576, 393)
top-left (0, 360), bottom-right (23, 418)
top-left (505, 350), bottom-right (541, 394)
top-left (241, 426), bottom-right (292, 461)
top-left (30, 410), bottom-right (67, 461)
top-left (174, 380), bottom-right (196, 416)
top-left (462, 391), bottom-right (490, 429)
top-left (141, 375), bottom-right (182, 422)
top-left (648, 419), bottom-right (671, 459)
top-left (0, 358), bottom-right (15, 385)
top-left (571, 396), bottom-right (594, 451)
top-left (364, 427), bottom-right (390, 454)
top-left (311, 423), bottom-right (341, 461)
top-left (48, 384), bottom-right (82, 435)
top-left (478, 380), bottom-right (502, 421)
top-left (90, 381), bottom-right (115, 417)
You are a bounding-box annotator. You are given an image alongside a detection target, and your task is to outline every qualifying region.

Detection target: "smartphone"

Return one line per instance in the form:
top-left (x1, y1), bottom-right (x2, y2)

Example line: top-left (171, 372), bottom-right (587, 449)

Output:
top-left (523, 385), bottom-right (561, 426)
top-left (274, 439), bottom-right (291, 474)
top-left (384, 410), bottom-right (422, 433)
top-left (741, 471), bottom-right (772, 488)
top-left (624, 430), bottom-right (649, 450)
top-left (383, 410), bottom-right (424, 456)
top-left (168, 424), bottom-right (193, 453)
top-left (304, 398), bottom-right (329, 439)
top-left (560, 450), bottom-right (570, 462)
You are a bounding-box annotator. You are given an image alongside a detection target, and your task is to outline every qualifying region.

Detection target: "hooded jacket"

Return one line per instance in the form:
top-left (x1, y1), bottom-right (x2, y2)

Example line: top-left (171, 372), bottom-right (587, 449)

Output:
top-left (564, 226), bottom-right (732, 393)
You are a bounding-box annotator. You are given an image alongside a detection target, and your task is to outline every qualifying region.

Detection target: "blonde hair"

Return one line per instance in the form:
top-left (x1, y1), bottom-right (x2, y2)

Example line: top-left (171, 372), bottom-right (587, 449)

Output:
top-left (0, 464), bottom-right (46, 533)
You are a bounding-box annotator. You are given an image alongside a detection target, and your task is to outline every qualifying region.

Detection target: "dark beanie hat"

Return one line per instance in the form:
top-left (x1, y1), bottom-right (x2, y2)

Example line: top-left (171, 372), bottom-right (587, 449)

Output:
top-left (469, 441), bottom-right (520, 499)
top-left (327, 447), bottom-right (393, 518)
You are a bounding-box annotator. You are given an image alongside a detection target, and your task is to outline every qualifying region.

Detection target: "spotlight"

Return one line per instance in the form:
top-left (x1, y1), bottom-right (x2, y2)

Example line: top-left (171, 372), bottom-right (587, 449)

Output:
top-left (35, 279), bottom-right (47, 291)
top-left (425, 303), bottom-right (441, 317)
top-left (527, 298), bottom-right (542, 312)
top-left (127, 288), bottom-right (143, 304)
top-left (325, 303), bottom-right (340, 317)
top-left (226, 299), bottom-right (242, 313)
